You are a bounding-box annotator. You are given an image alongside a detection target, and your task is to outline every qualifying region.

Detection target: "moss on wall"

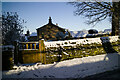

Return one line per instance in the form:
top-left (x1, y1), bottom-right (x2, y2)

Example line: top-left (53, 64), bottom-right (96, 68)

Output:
top-left (18, 39), bottom-right (119, 64)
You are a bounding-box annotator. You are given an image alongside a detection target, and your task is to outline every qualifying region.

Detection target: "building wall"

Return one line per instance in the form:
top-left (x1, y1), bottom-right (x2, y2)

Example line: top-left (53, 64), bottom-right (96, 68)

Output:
top-left (37, 25), bottom-right (65, 41)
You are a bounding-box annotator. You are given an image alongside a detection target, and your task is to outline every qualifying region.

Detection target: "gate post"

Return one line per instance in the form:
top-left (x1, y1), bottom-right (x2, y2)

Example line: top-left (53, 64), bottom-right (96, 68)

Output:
top-left (14, 40), bottom-right (19, 65)
top-left (39, 39), bottom-right (46, 64)
top-left (39, 39), bottom-right (45, 52)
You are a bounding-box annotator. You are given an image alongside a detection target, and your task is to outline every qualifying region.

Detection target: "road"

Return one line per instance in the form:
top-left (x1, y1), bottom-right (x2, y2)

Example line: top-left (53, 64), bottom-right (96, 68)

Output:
top-left (80, 68), bottom-right (120, 80)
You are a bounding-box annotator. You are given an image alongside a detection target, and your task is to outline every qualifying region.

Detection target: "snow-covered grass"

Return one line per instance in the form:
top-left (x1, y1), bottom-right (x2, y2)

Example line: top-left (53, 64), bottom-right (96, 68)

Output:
top-left (2, 53), bottom-right (120, 78)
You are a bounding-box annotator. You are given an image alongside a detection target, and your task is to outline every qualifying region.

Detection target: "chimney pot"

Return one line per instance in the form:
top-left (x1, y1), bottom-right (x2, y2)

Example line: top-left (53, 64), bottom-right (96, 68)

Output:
top-left (56, 23), bottom-right (58, 26)
top-left (49, 16), bottom-right (52, 24)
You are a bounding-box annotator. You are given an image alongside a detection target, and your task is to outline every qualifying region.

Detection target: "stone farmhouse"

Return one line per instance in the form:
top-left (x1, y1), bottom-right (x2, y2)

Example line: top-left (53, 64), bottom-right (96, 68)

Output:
top-left (27, 17), bottom-right (71, 41)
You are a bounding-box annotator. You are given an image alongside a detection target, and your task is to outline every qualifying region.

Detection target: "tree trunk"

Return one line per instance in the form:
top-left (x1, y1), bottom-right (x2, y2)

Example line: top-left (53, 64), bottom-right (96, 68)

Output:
top-left (118, 1), bottom-right (120, 36)
top-left (111, 2), bottom-right (120, 36)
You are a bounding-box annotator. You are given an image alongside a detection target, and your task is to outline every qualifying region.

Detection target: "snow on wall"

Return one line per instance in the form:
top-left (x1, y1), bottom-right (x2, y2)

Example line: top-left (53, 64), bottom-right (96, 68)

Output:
top-left (109, 36), bottom-right (119, 42)
top-left (44, 36), bottom-right (119, 48)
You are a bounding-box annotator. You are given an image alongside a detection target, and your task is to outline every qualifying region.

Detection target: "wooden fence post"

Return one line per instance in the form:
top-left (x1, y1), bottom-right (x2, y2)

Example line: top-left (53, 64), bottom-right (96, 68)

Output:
top-left (22, 44), bottom-right (24, 49)
top-left (26, 44), bottom-right (28, 49)
top-left (14, 41), bottom-right (19, 65)
top-left (34, 43), bottom-right (36, 49)
top-left (30, 44), bottom-right (32, 49)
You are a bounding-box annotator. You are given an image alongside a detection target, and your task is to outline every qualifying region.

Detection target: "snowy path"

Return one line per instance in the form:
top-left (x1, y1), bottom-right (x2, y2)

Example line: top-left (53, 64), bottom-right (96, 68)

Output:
top-left (2, 53), bottom-right (120, 78)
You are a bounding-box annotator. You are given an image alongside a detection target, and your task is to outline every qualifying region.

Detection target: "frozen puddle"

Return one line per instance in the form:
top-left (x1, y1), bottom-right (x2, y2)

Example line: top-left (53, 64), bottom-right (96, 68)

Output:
top-left (2, 53), bottom-right (120, 78)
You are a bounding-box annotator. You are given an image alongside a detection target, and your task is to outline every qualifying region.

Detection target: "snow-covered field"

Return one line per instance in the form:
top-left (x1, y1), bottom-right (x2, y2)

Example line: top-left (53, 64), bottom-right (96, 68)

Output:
top-left (2, 53), bottom-right (120, 79)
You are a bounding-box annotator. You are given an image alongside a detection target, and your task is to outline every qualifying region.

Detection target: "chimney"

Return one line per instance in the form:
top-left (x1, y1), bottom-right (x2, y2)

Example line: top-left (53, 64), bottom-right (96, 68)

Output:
top-left (49, 16), bottom-right (52, 24)
top-left (56, 23), bottom-right (58, 26)
top-left (26, 30), bottom-right (30, 36)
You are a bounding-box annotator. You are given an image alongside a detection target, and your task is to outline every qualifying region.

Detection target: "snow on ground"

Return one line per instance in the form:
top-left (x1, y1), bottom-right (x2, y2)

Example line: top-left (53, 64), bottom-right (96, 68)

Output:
top-left (2, 53), bottom-right (120, 78)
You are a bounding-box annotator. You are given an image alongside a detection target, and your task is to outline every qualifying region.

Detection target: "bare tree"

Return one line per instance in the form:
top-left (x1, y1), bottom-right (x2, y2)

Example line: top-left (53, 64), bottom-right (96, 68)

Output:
top-left (2, 12), bottom-right (26, 45)
top-left (69, 1), bottom-right (120, 36)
